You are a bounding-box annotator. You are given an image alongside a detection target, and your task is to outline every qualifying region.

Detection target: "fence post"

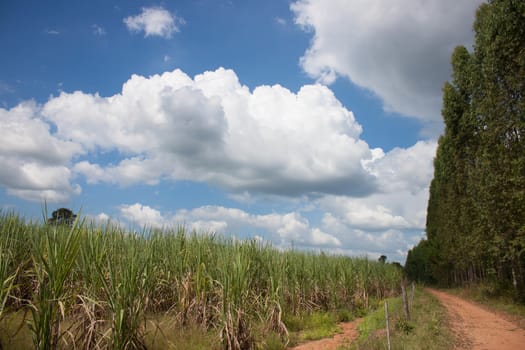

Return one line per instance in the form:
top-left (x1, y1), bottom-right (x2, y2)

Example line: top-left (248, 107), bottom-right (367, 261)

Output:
top-left (385, 300), bottom-right (391, 350)
top-left (401, 280), bottom-right (410, 321)
top-left (410, 282), bottom-right (415, 305)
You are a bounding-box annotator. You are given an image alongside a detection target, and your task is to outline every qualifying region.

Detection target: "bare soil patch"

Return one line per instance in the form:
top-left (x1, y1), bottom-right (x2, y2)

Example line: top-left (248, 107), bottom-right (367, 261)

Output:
top-left (289, 318), bottom-right (363, 350)
top-left (428, 288), bottom-right (525, 350)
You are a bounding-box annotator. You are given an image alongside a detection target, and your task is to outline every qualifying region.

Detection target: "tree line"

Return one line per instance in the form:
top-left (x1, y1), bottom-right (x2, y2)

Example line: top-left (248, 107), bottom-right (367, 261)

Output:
top-left (405, 0), bottom-right (525, 301)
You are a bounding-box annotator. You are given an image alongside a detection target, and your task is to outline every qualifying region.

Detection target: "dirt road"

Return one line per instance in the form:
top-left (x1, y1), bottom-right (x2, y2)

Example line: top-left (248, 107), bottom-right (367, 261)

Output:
top-left (289, 318), bottom-right (363, 350)
top-left (428, 289), bottom-right (525, 350)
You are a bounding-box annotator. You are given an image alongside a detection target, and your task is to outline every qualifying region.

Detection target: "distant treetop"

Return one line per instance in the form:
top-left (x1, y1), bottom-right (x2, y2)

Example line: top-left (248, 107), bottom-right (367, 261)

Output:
top-left (48, 208), bottom-right (77, 227)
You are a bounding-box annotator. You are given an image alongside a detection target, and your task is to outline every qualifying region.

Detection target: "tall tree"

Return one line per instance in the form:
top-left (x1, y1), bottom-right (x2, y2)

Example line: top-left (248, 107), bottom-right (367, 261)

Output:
top-left (470, 0), bottom-right (525, 298)
top-left (409, 0), bottom-right (525, 299)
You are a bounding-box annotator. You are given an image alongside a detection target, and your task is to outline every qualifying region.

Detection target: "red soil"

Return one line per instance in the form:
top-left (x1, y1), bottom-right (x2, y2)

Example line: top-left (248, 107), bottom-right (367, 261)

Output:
top-left (289, 318), bottom-right (363, 350)
top-left (428, 288), bottom-right (525, 350)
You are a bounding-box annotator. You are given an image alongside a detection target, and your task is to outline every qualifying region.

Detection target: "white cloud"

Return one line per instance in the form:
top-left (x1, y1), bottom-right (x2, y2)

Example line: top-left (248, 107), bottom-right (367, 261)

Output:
top-left (321, 200), bottom-right (410, 231)
top-left (314, 188), bottom-right (429, 260)
top-left (124, 7), bottom-right (184, 38)
top-left (120, 203), bottom-right (165, 228)
top-left (321, 209), bottom-right (422, 257)
top-left (115, 199), bottom-right (429, 261)
top-left (0, 102), bottom-right (83, 202)
top-left (3, 67), bottom-right (383, 202)
top-left (110, 137), bottom-right (436, 262)
top-left (82, 212), bottom-right (112, 226)
top-left (1, 102), bottom-right (82, 164)
top-left (319, 186), bottom-right (429, 232)
top-left (2, 66), bottom-right (438, 261)
top-left (318, 140), bottom-right (436, 233)
top-left (0, 157), bottom-right (81, 203)
top-left (311, 227), bottom-right (341, 246)
top-left (74, 158), bottom-right (165, 186)
top-left (96, 212), bottom-right (110, 222)
top-left (364, 140), bottom-right (436, 193)
top-left (118, 203), bottom-right (341, 248)
top-left (291, 0), bottom-right (483, 121)
top-left (313, 139), bottom-right (436, 260)
top-left (42, 68), bottom-right (376, 196)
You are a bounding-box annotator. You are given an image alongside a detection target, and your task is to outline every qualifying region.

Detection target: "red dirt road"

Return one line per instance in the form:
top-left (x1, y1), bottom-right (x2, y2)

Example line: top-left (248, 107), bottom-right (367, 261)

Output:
top-left (428, 289), bottom-right (525, 350)
top-left (289, 318), bottom-right (363, 350)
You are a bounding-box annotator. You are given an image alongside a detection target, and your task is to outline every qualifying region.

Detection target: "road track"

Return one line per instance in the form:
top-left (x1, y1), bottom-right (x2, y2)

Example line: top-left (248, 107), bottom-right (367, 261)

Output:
top-left (428, 289), bottom-right (525, 350)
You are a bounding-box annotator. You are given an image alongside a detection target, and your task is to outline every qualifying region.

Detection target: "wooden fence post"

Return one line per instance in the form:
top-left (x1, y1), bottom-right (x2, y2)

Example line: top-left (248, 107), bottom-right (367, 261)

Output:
top-left (401, 280), bottom-right (410, 321)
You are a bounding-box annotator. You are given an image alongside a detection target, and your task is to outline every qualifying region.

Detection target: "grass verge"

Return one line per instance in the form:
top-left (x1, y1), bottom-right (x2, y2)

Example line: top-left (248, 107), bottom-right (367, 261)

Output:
top-left (285, 310), bottom-right (360, 347)
top-left (286, 312), bottom-right (340, 346)
top-left (349, 287), bottom-right (453, 350)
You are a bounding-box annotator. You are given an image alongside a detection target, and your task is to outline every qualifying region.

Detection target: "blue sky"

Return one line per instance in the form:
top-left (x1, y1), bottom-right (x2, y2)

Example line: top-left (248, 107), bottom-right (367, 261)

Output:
top-left (0, 0), bottom-right (483, 262)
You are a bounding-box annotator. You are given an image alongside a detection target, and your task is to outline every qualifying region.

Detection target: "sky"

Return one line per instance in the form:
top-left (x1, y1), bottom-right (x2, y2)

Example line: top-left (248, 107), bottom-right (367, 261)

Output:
top-left (0, 0), bottom-right (484, 262)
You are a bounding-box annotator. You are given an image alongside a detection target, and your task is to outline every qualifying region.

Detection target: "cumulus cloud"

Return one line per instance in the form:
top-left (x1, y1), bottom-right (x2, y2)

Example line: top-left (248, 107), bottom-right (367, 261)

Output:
top-left (115, 197), bottom-right (429, 261)
top-left (1, 66), bottom-right (438, 261)
top-left (1, 67), bottom-right (390, 202)
top-left (291, 0), bottom-right (483, 121)
top-left (0, 102), bottom-right (83, 202)
top-left (318, 140), bottom-right (436, 233)
top-left (326, 229), bottom-right (424, 261)
top-left (318, 184), bottom-right (430, 232)
top-left (314, 140), bottom-right (437, 259)
top-left (42, 68), bottom-right (376, 196)
top-left (364, 140), bottom-right (436, 193)
top-left (124, 7), bottom-right (184, 38)
top-left (117, 134), bottom-right (437, 262)
top-left (120, 203), bottom-right (165, 228)
top-left (118, 203), bottom-right (341, 248)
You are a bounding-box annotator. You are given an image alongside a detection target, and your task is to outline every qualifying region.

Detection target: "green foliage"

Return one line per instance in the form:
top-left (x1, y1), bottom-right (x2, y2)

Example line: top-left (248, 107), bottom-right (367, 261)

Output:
top-left (394, 319), bottom-right (413, 335)
top-left (356, 298), bottom-right (401, 344)
top-left (404, 239), bottom-right (436, 284)
top-left (410, 0), bottom-right (525, 301)
top-left (0, 212), bottom-right (402, 349)
top-left (259, 332), bottom-right (287, 350)
top-left (336, 308), bottom-right (354, 323)
top-left (47, 208), bottom-right (77, 227)
top-left (0, 212), bottom-right (20, 350)
top-left (285, 312), bottom-right (339, 346)
top-left (28, 213), bottom-right (82, 350)
top-left (351, 288), bottom-right (452, 350)
top-left (0, 213), bottom-right (17, 318)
